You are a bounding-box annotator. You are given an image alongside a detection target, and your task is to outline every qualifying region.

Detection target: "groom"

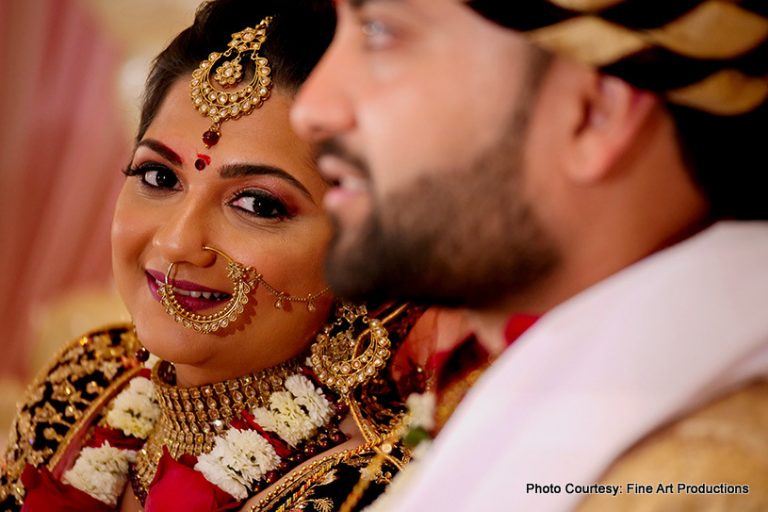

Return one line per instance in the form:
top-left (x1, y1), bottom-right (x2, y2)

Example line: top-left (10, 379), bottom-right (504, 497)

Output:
top-left (292, 1), bottom-right (768, 510)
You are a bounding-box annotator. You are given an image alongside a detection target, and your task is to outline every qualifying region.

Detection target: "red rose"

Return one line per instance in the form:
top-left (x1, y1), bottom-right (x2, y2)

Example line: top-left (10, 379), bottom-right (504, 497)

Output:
top-left (144, 448), bottom-right (239, 512)
top-left (20, 464), bottom-right (112, 512)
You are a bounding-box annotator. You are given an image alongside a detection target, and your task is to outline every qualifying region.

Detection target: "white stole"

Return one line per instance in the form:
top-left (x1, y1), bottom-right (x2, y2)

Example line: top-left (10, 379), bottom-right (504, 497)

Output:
top-left (399, 221), bottom-right (768, 511)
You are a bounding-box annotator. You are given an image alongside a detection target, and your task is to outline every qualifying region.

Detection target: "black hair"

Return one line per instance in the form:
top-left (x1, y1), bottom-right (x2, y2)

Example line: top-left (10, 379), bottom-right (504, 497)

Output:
top-left (669, 101), bottom-right (768, 220)
top-left (136, 0), bottom-right (335, 142)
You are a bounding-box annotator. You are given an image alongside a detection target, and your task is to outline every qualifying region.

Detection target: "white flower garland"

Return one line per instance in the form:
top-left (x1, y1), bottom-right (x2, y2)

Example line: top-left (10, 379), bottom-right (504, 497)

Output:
top-left (195, 429), bottom-right (280, 500)
top-left (251, 374), bottom-right (333, 447)
top-left (61, 364), bottom-right (334, 505)
top-left (105, 376), bottom-right (160, 439)
top-left (197, 373), bottom-right (334, 497)
top-left (62, 444), bottom-right (138, 506)
top-left (62, 366), bottom-right (159, 505)
top-left (406, 392), bottom-right (436, 432)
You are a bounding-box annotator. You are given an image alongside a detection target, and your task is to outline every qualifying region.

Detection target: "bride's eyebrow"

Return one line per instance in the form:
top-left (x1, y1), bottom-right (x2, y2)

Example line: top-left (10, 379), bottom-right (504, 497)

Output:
top-left (219, 163), bottom-right (314, 200)
top-left (135, 139), bottom-right (184, 166)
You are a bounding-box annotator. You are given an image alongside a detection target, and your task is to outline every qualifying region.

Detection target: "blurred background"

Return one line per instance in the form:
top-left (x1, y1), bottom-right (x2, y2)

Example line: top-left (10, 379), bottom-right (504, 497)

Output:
top-left (0, 0), bottom-right (202, 435)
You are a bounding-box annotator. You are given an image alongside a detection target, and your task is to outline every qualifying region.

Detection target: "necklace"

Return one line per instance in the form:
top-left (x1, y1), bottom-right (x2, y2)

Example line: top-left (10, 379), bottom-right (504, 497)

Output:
top-left (130, 358), bottom-right (348, 504)
top-left (145, 358), bottom-right (302, 460)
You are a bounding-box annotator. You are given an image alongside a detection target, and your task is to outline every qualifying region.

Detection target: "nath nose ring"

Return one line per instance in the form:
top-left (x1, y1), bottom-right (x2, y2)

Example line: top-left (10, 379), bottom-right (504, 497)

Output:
top-left (159, 246), bottom-right (331, 333)
top-left (159, 246), bottom-right (254, 333)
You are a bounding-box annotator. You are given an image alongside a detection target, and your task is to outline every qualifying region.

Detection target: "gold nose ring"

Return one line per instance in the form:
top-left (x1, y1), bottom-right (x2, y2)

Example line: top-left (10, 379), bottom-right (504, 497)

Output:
top-left (159, 246), bottom-right (254, 333)
top-left (159, 246), bottom-right (331, 333)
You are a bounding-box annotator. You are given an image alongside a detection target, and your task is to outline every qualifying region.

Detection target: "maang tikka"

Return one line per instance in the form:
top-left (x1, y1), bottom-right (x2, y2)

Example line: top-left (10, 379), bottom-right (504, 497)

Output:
top-left (159, 245), bottom-right (330, 334)
top-left (190, 16), bottom-right (274, 148)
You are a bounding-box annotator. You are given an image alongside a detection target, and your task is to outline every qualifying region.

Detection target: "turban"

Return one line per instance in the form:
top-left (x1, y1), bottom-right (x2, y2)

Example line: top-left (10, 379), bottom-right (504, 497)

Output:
top-left (467, 0), bottom-right (768, 115)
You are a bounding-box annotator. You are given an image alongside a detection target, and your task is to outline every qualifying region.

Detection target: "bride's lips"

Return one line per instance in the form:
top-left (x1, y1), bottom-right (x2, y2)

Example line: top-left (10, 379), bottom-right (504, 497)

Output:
top-left (317, 155), bottom-right (369, 211)
top-left (145, 270), bottom-right (231, 313)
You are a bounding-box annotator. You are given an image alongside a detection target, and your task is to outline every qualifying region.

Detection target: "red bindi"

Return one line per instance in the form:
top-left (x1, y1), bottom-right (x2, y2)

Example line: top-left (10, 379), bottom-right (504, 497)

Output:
top-left (195, 154), bottom-right (211, 171)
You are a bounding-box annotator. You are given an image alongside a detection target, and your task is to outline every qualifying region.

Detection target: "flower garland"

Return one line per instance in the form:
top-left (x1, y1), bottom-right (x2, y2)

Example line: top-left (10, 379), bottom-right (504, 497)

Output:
top-left (26, 354), bottom-right (340, 511)
top-left (194, 373), bottom-right (334, 500)
top-left (194, 428), bottom-right (280, 500)
top-left (62, 445), bottom-right (138, 507)
top-left (250, 374), bottom-right (334, 447)
top-left (105, 373), bottom-right (160, 439)
top-left (60, 356), bottom-right (160, 507)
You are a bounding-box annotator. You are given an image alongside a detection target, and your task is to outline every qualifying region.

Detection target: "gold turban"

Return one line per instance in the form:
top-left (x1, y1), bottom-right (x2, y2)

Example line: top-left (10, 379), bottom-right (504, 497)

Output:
top-left (467, 0), bottom-right (768, 115)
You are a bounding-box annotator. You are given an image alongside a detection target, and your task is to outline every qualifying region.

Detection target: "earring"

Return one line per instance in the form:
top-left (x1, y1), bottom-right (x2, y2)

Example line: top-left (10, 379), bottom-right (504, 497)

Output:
top-left (129, 323), bottom-right (150, 362)
top-left (159, 246), bottom-right (253, 333)
top-left (310, 303), bottom-right (406, 397)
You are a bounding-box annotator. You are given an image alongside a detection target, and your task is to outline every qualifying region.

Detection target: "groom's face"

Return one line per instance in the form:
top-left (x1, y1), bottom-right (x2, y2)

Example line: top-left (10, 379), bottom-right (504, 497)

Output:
top-left (292, 0), bottom-right (559, 305)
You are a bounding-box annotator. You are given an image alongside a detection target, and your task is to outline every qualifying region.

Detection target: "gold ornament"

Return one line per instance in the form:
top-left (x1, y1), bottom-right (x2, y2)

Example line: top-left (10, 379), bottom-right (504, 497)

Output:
top-left (159, 245), bottom-right (331, 333)
top-left (310, 304), bottom-right (406, 397)
top-left (159, 246), bottom-right (254, 333)
top-left (190, 17), bottom-right (274, 148)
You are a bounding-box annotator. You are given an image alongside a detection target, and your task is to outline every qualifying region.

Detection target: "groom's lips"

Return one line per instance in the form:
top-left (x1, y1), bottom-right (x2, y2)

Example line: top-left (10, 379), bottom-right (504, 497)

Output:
top-left (317, 154), bottom-right (369, 211)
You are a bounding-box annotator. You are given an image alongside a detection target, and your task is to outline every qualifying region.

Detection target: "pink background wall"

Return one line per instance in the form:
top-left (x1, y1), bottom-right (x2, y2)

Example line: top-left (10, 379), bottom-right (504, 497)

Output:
top-left (0, 0), bottom-right (130, 380)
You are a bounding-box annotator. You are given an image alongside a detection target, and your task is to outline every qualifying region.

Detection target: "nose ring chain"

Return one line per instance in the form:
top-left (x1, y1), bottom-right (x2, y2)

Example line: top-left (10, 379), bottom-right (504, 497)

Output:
top-left (159, 245), bottom-right (330, 333)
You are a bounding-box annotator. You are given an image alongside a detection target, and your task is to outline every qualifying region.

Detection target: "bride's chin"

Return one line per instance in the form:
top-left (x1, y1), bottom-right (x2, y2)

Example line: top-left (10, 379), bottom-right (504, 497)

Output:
top-left (133, 313), bottom-right (217, 365)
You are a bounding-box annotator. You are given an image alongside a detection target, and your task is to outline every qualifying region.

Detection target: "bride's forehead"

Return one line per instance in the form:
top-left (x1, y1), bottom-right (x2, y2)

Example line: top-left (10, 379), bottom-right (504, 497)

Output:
top-left (147, 85), bottom-right (298, 155)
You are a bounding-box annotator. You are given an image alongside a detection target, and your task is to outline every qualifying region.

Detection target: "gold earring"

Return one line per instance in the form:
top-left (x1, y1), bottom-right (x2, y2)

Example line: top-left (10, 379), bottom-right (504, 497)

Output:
top-left (159, 246), bottom-right (254, 333)
top-left (310, 304), bottom-right (406, 397)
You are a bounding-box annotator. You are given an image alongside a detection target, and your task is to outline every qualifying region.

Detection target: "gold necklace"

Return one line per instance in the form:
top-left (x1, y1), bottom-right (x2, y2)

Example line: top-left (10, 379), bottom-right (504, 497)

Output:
top-left (133, 358), bottom-right (303, 496)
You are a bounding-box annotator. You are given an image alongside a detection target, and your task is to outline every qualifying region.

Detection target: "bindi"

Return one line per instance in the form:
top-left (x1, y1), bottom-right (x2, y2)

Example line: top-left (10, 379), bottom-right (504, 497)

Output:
top-left (195, 154), bottom-right (211, 171)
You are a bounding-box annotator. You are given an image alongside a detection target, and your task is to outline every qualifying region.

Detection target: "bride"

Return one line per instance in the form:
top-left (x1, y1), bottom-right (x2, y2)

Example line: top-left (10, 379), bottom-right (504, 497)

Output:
top-left (0, 1), bottom-right (427, 510)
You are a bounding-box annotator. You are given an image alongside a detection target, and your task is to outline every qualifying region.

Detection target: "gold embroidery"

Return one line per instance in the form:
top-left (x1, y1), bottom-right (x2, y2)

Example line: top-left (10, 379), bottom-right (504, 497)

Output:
top-left (310, 497), bottom-right (335, 512)
top-left (0, 324), bottom-right (140, 509)
top-left (251, 448), bottom-right (366, 512)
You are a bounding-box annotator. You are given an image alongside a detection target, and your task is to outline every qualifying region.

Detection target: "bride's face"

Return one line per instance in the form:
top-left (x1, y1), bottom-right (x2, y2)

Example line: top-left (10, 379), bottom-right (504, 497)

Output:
top-left (112, 78), bottom-right (332, 383)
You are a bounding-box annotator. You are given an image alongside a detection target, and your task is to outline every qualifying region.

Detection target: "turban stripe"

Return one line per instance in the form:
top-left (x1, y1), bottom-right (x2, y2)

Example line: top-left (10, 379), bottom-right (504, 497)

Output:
top-left (467, 0), bottom-right (768, 114)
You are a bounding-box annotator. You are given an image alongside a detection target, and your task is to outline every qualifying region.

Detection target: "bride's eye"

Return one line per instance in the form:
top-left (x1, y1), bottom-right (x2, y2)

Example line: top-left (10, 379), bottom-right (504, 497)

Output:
top-left (229, 190), bottom-right (291, 219)
top-left (124, 163), bottom-right (180, 190)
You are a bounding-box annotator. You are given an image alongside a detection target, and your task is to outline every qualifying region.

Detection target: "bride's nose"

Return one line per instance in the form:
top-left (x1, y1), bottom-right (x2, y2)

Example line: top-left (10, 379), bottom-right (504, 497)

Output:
top-left (152, 197), bottom-right (217, 268)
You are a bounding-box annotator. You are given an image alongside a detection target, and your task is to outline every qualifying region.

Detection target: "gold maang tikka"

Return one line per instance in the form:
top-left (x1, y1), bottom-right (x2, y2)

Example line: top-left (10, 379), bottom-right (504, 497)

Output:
top-left (190, 16), bottom-right (274, 148)
top-left (159, 245), bottom-right (330, 334)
